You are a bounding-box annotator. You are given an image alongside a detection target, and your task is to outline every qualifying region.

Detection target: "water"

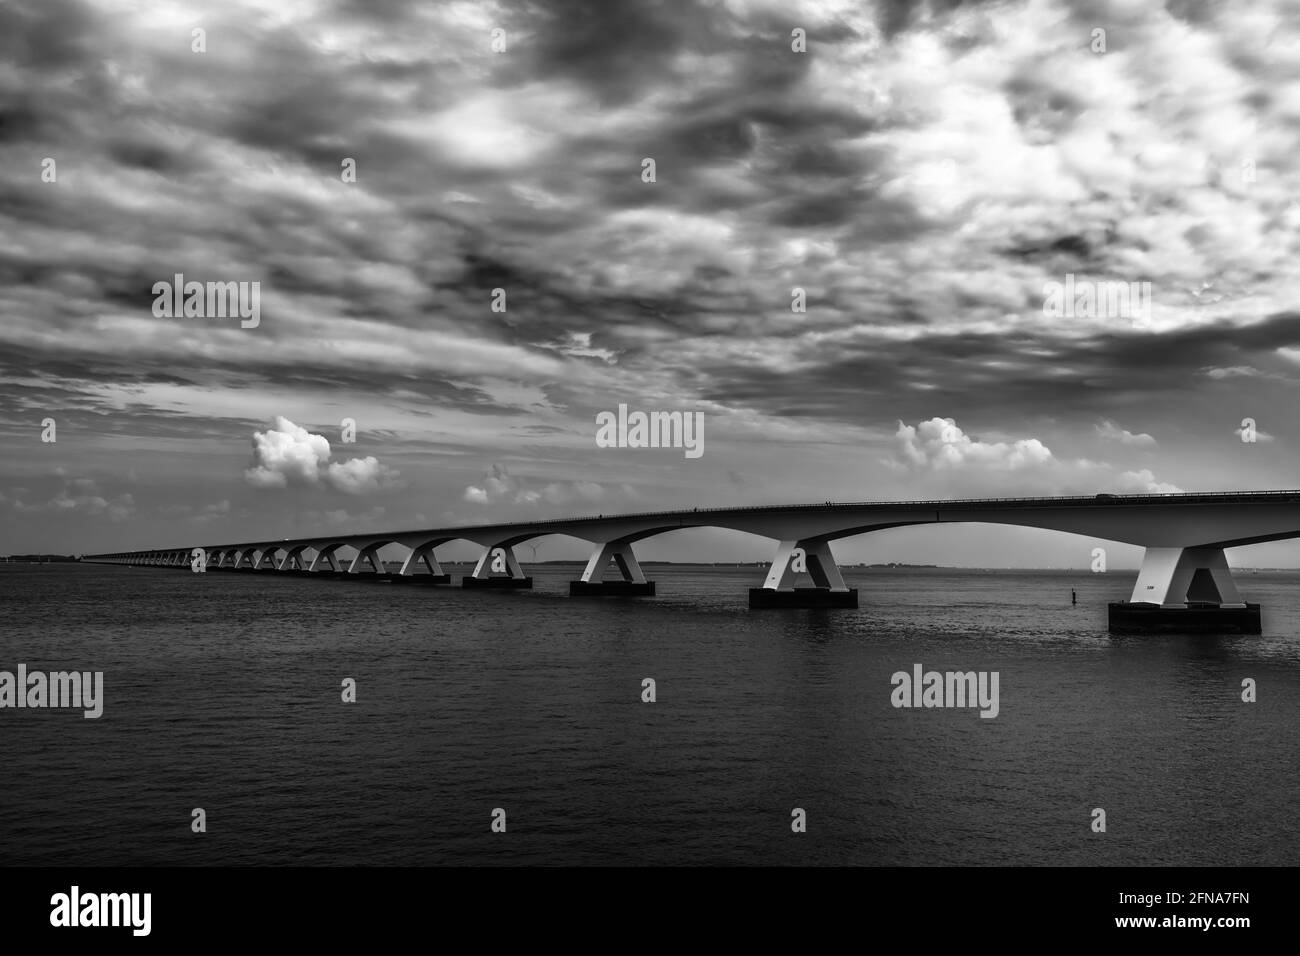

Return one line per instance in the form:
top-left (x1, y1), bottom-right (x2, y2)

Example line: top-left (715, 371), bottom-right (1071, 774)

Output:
top-left (1, 563), bottom-right (1297, 866)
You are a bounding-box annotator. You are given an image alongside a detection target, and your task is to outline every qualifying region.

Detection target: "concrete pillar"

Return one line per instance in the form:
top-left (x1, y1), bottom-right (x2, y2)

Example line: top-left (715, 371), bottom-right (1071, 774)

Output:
top-left (308, 547), bottom-right (340, 573)
top-left (389, 544), bottom-right (449, 585)
top-left (1128, 546), bottom-right (1245, 608)
top-left (580, 540), bottom-right (648, 583)
top-left (571, 539), bottom-right (655, 596)
top-left (463, 544), bottom-right (532, 588)
top-left (399, 545), bottom-right (442, 576)
top-left (347, 545), bottom-right (385, 574)
top-left (760, 539), bottom-right (848, 590)
top-left (751, 538), bottom-right (856, 608)
top-left (1111, 545), bottom-right (1258, 633)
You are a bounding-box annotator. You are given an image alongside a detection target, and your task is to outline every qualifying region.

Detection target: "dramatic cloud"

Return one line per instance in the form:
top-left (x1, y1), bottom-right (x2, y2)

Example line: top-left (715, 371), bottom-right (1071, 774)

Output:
top-left (1, 0), bottom-right (1295, 560)
top-left (244, 417), bottom-right (397, 494)
top-left (244, 418), bottom-right (331, 489)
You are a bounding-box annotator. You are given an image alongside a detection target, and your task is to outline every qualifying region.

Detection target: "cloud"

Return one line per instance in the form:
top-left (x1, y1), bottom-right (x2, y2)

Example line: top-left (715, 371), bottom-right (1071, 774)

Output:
top-left (1205, 366), bottom-right (1262, 379)
top-left (303, 506), bottom-right (387, 529)
top-left (3, 0), bottom-right (1297, 555)
top-left (893, 418), bottom-right (1053, 471)
top-left (1095, 419), bottom-right (1157, 446)
top-left (244, 417), bottom-right (331, 488)
top-left (464, 463), bottom-right (608, 508)
top-left (543, 332), bottom-right (618, 364)
top-left (244, 416), bottom-right (397, 494)
top-left (1112, 469), bottom-right (1183, 494)
top-left (8, 476), bottom-right (135, 522)
top-left (6, 0), bottom-right (1300, 452)
top-left (886, 418), bottom-right (1182, 494)
top-left (1234, 423), bottom-right (1275, 442)
top-left (464, 463), bottom-right (517, 504)
top-left (192, 500), bottom-right (231, 523)
top-left (326, 457), bottom-right (394, 495)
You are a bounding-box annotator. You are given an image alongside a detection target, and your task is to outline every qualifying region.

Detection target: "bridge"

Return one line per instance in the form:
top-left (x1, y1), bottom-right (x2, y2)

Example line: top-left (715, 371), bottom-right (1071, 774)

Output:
top-left (82, 490), bottom-right (1300, 632)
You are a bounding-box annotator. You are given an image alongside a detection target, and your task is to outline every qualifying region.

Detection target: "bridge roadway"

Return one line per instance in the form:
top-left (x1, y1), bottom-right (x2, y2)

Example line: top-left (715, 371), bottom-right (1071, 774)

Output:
top-left (83, 490), bottom-right (1300, 631)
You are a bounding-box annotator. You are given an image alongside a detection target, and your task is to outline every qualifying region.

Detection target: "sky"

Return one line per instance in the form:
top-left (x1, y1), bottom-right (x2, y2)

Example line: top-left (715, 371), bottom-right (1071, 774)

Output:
top-left (2, 0), bottom-right (1299, 568)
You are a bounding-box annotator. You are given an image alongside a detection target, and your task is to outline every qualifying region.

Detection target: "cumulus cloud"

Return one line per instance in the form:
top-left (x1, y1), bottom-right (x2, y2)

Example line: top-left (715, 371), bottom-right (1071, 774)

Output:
top-left (244, 417), bottom-right (397, 494)
top-left (1095, 420), bottom-right (1157, 446)
top-left (1112, 469), bottom-right (1183, 494)
top-left (887, 418), bottom-right (1182, 495)
top-left (244, 417), bottom-right (331, 488)
top-left (893, 419), bottom-right (1054, 471)
top-left (464, 463), bottom-right (608, 508)
top-left (326, 457), bottom-right (391, 495)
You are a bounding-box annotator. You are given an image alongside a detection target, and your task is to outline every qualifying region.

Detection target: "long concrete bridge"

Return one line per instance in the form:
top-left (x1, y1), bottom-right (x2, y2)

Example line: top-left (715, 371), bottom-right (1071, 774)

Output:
top-left (82, 490), bottom-right (1300, 632)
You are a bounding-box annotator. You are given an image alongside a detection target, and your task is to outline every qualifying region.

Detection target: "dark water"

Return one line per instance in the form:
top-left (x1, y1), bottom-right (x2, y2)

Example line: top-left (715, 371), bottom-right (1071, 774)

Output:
top-left (1, 563), bottom-right (1297, 866)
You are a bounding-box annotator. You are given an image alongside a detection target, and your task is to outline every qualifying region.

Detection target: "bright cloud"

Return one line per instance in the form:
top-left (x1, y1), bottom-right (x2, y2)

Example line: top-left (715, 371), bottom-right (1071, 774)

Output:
top-left (244, 417), bottom-right (397, 494)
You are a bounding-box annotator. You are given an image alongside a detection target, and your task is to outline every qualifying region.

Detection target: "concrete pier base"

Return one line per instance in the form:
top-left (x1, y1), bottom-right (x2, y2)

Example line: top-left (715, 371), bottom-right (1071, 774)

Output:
top-left (462, 576), bottom-right (533, 589)
top-left (391, 574), bottom-right (452, 585)
top-left (569, 580), bottom-right (656, 596)
top-left (1108, 602), bottom-right (1261, 634)
top-left (749, 587), bottom-right (859, 609)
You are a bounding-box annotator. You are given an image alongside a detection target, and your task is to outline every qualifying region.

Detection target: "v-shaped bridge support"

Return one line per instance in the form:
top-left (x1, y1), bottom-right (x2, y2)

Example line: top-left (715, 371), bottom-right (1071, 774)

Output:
top-left (1129, 547), bottom-right (1245, 608)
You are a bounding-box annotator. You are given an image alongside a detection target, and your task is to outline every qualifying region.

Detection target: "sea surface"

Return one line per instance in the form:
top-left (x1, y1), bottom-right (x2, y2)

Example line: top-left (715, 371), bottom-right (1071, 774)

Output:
top-left (1, 563), bottom-right (1297, 866)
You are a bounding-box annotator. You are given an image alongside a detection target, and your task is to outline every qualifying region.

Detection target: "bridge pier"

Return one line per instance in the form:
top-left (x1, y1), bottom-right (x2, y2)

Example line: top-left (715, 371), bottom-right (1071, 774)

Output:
top-left (346, 544), bottom-right (385, 578)
top-left (749, 539), bottom-right (858, 608)
top-left (463, 545), bottom-right (532, 588)
top-left (1109, 546), bottom-right (1261, 633)
top-left (309, 548), bottom-right (341, 574)
top-left (570, 539), bottom-right (655, 596)
top-left (393, 545), bottom-right (451, 585)
top-left (278, 547), bottom-right (308, 572)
